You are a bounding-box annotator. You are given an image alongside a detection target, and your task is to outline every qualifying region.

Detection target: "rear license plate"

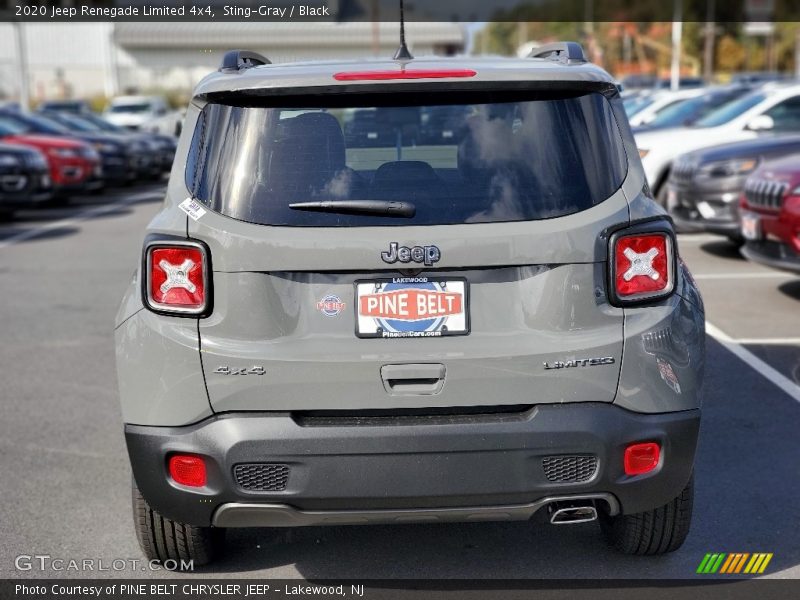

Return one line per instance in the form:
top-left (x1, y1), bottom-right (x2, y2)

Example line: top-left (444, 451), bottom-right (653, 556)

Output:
top-left (741, 212), bottom-right (761, 241)
top-left (696, 201), bottom-right (716, 219)
top-left (355, 277), bottom-right (469, 338)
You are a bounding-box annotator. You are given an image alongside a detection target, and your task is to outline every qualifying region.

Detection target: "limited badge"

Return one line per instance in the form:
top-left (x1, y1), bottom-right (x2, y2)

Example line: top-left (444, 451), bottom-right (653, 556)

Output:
top-left (317, 294), bottom-right (346, 317)
top-left (179, 198), bottom-right (207, 221)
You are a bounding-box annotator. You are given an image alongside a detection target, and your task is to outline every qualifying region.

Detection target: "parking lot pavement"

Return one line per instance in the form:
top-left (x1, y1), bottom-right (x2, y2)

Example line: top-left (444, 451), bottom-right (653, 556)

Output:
top-left (0, 194), bottom-right (798, 579)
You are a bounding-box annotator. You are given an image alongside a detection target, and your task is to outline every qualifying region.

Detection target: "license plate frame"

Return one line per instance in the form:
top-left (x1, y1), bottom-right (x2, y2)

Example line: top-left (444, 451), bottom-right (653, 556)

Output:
top-left (354, 276), bottom-right (470, 339)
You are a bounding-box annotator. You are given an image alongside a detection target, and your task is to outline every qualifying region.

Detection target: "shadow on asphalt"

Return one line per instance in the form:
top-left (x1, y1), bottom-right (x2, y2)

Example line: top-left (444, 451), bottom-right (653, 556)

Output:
top-left (777, 279), bottom-right (800, 302)
top-left (698, 240), bottom-right (745, 262)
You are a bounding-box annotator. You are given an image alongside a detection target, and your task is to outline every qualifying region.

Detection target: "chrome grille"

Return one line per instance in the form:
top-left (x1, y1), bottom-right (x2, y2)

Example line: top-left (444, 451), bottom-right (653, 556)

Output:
top-left (542, 455), bottom-right (598, 483)
top-left (670, 160), bottom-right (697, 184)
top-left (744, 178), bottom-right (788, 211)
top-left (233, 463), bottom-right (290, 491)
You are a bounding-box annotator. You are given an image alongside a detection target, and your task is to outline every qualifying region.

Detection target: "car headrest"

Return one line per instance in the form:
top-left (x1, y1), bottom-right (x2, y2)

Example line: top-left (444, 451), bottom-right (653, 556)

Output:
top-left (269, 112), bottom-right (347, 189)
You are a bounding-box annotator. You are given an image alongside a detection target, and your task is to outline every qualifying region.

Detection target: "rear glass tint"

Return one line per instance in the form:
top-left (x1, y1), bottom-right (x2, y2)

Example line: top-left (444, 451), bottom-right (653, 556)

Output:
top-left (187, 91), bottom-right (627, 227)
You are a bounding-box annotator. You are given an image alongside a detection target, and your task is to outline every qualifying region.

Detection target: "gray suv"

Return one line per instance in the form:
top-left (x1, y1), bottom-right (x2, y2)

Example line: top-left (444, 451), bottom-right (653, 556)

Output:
top-left (115, 43), bottom-right (705, 566)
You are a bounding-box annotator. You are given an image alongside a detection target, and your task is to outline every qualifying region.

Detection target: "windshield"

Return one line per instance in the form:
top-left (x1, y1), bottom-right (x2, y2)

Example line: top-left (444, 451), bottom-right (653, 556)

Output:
top-left (0, 117), bottom-right (28, 136)
top-left (45, 113), bottom-right (98, 133)
top-left (81, 114), bottom-right (122, 132)
top-left (109, 103), bottom-right (152, 114)
top-left (695, 92), bottom-right (767, 127)
top-left (1, 113), bottom-right (70, 136)
top-left (188, 90), bottom-right (628, 227)
top-left (624, 96), bottom-right (655, 117)
top-left (647, 90), bottom-right (749, 127)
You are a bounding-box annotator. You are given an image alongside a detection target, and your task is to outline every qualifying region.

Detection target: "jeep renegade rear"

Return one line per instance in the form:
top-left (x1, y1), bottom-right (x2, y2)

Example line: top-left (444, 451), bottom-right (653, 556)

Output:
top-left (115, 44), bottom-right (704, 565)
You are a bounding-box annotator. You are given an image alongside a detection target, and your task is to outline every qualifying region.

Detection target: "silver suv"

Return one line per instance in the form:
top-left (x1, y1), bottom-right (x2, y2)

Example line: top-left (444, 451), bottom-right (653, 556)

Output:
top-left (115, 43), bottom-right (705, 566)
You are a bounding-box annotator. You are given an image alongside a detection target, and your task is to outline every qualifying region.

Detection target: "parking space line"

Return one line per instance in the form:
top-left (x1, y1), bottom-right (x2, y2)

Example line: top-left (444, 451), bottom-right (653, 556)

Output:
top-left (729, 337), bottom-right (800, 345)
top-left (706, 321), bottom-right (800, 403)
top-left (677, 234), bottom-right (727, 243)
top-left (0, 190), bottom-right (163, 250)
top-left (693, 272), bottom-right (794, 280)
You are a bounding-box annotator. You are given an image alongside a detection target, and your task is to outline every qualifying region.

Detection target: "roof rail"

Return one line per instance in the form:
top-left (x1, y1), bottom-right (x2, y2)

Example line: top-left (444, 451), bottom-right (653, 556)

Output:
top-left (220, 50), bottom-right (271, 73)
top-left (529, 42), bottom-right (587, 65)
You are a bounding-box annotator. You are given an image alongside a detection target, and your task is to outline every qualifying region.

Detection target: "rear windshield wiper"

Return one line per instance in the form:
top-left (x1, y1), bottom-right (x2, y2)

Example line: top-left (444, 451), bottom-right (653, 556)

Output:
top-left (288, 200), bottom-right (415, 218)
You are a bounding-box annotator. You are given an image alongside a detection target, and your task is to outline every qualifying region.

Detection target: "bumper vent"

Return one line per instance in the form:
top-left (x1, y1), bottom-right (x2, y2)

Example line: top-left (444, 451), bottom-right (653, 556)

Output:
top-left (233, 463), bottom-right (290, 491)
top-left (542, 455), bottom-right (598, 483)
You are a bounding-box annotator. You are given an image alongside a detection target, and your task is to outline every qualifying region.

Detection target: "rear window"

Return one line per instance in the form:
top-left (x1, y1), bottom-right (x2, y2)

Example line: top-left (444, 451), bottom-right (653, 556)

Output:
top-left (187, 90), bottom-right (628, 227)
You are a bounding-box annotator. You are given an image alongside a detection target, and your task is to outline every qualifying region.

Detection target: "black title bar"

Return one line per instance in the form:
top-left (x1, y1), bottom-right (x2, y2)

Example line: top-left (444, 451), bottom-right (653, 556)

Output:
top-left (0, 0), bottom-right (799, 23)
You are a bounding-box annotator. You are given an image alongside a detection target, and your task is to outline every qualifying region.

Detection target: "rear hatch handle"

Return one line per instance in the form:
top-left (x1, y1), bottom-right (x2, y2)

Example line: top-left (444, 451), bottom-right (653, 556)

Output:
top-left (380, 363), bottom-right (446, 396)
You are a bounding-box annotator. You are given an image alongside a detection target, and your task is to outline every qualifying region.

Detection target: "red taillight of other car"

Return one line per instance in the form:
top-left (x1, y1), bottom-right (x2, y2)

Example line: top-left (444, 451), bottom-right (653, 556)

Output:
top-left (611, 231), bottom-right (675, 304)
top-left (143, 242), bottom-right (210, 316)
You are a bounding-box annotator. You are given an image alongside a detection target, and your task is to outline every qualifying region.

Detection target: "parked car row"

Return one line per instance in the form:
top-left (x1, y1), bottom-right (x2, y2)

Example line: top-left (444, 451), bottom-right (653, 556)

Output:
top-left (627, 80), bottom-right (800, 276)
top-left (0, 106), bottom-right (176, 219)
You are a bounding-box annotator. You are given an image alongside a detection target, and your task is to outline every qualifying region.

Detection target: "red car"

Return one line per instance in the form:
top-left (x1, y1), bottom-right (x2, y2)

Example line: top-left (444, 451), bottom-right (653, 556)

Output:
top-left (0, 118), bottom-right (101, 197)
top-left (740, 154), bottom-right (800, 274)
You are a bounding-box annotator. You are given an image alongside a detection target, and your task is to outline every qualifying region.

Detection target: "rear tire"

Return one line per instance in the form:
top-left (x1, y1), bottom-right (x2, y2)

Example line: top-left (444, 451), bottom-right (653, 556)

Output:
top-left (600, 475), bottom-right (693, 555)
top-left (132, 482), bottom-right (223, 567)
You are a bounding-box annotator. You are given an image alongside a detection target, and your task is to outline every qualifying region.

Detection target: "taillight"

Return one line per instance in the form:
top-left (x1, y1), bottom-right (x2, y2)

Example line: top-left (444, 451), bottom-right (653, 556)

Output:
top-left (624, 442), bottom-right (661, 476)
top-left (168, 455), bottom-right (207, 487)
top-left (143, 241), bottom-right (210, 316)
top-left (610, 229), bottom-right (676, 305)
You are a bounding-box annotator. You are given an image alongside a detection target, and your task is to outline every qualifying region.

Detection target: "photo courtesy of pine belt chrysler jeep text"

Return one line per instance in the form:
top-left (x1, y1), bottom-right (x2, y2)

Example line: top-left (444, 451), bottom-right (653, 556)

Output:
top-left (114, 43), bottom-right (705, 566)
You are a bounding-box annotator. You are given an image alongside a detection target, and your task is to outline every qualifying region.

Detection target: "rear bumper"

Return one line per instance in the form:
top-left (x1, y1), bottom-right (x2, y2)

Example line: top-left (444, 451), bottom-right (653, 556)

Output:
top-left (741, 240), bottom-right (800, 274)
top-left (126, 403), bottom-right (700, 527)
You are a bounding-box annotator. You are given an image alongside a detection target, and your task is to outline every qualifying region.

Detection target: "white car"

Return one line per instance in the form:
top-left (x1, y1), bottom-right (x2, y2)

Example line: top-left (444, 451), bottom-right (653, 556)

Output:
top-left (627, 88), bottom-right (707, 127)
top-left (103, 95), bottom-right (182, 136)
top-left (636, 83), bottom-right (800, 202)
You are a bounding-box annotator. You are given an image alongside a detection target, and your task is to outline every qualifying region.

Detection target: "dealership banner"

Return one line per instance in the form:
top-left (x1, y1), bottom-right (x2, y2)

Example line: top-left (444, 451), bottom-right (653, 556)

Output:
top-left (1, 0), bottom-right (799, 23)
top-left (3, 580), bottom-right (800, 600)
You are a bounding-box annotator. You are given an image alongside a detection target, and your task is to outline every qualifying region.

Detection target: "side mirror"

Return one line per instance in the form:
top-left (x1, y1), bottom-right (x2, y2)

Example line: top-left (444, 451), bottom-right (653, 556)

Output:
top-left (746, 115), bottom-right (775, 131)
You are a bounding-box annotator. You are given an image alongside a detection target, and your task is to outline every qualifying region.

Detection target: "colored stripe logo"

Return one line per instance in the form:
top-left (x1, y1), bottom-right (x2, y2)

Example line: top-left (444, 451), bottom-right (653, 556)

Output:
top-left (697, 553), bottom-right (773, 574)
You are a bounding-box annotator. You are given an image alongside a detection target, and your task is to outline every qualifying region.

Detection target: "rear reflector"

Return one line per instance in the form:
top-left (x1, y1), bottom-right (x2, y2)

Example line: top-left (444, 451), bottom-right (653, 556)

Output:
top-left (168, 455), bottom-right (207, 487)
top-left (333, 69), bottom-right (477, 81)
top-left (612, 231), bottom-right (675, 303)
top-left (624, 442), bottom-right (661, 476)
top-left (144, 241), bottom-right (209, 316)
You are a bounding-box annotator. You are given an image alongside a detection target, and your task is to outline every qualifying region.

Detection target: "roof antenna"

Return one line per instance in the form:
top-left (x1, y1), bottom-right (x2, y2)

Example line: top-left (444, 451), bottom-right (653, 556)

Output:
top-left (393, 0), bottom-right (413, 61)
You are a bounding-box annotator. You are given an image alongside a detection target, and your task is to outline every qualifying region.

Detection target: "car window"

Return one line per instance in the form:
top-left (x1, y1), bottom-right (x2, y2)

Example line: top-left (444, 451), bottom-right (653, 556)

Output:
top-left (187, 90), bottom-right (628, 227)
top-left (764, 96), bottom-right (800, 131)
top-left (695, 92), bottom-right (767, 127)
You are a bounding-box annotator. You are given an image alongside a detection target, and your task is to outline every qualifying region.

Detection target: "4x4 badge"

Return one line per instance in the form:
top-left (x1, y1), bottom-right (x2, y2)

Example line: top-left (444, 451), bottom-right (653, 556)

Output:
top-left (381, 242), bottom-right (441, 266)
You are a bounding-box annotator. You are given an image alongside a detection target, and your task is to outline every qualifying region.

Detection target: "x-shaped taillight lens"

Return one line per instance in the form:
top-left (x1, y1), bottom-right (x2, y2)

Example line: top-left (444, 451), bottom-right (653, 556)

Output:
top-left (612, 232), bottom-right (674, 304)
top-left (144, 242), bottom-right (209, 315)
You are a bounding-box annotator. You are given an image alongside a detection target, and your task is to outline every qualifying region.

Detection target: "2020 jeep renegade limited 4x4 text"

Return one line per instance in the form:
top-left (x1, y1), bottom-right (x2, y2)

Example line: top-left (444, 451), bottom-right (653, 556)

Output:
top-left (115, 44), bottom-right (705, 565)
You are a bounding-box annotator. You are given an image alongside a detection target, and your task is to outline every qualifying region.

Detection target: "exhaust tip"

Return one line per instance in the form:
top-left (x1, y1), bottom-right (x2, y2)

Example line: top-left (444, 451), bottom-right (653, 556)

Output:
top-left (549, 505), bottom-right (598, 525)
